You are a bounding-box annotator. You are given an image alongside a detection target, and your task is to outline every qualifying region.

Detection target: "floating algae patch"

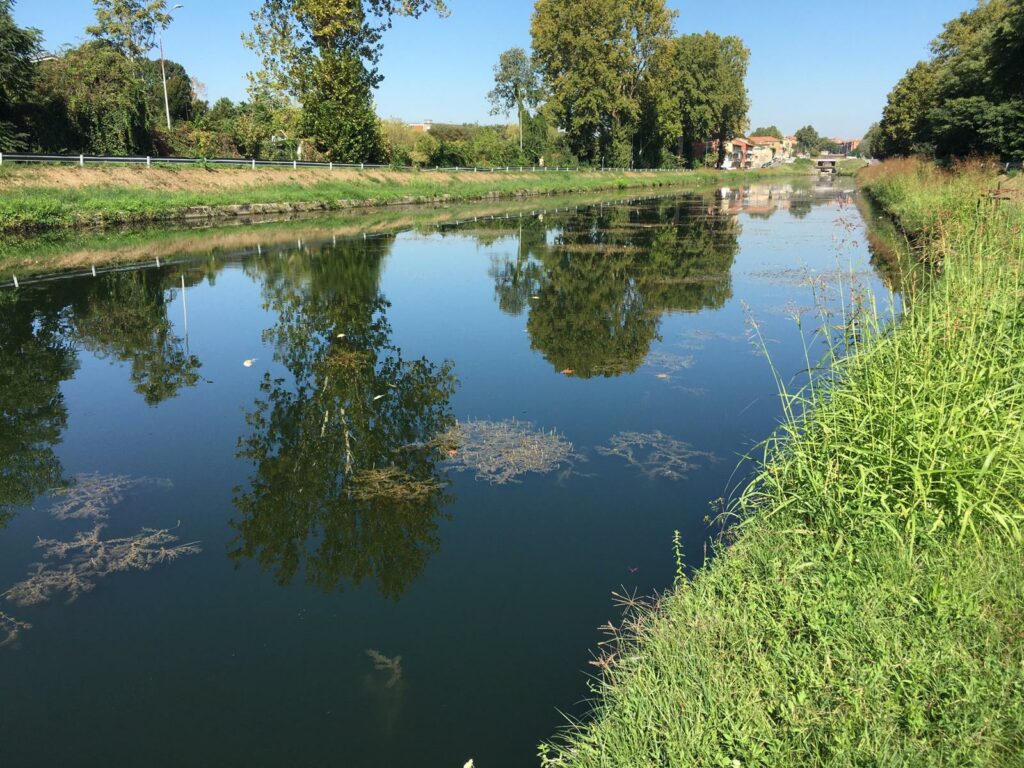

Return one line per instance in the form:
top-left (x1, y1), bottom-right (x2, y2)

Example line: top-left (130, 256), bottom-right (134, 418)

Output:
top-left (347, 466), bottom-right (440, 503)
top-left (597, 431), bottom-right (713, 480)
top-left (0, 611), bottom-right (31, 648)
top-left (439, 419), bottom-right (576, 485)
top-left (48, 472), bottom-right (173, 521)
top-left (366, 649), bottom-right (403, 689)
top-left (4, 525), bottom-right (201, 607)
top-left (643, 351), bottom-right (695, 377)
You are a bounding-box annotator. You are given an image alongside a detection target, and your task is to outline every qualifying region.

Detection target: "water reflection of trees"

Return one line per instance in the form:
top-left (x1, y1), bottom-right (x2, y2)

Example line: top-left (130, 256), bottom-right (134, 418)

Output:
top-left (231, 238), bottom-right (457, 601)
top-left (0, 271), bottom-right (201, 526)
top-left (484, 199), bottom-right (741, 377)
top-left (69, 272), bottom-right (201, 405)
top-left (0, 292), bottom-right (77, 527)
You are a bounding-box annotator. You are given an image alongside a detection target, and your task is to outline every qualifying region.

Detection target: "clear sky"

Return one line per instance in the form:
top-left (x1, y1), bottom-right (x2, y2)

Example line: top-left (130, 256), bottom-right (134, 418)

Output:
top-left (15, 0), bottom-right (975, 139)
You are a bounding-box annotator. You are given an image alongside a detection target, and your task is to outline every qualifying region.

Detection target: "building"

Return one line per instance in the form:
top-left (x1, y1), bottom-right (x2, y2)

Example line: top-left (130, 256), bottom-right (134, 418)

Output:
top-left (748, 136), bottom-right (784, 166)
top-left (691, 138), bottom-right (752, 169)
top-left (409, 120), bottom-right (434, 133)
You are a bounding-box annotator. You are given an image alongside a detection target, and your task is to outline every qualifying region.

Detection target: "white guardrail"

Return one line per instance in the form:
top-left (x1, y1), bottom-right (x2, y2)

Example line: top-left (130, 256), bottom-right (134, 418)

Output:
top-left (0, 152), bottom-right (676, 174)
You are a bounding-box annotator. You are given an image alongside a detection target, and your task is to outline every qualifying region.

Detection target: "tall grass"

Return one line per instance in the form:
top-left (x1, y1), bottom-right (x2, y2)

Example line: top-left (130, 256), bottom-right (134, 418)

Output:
top-left (540, 159), bottom-right (1024, 766)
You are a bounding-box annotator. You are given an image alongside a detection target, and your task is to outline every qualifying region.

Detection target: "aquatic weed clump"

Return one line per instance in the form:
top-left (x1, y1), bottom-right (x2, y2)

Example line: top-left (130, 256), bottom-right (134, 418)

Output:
top-left (4, 525), bottom-right (201, 607)
top-left (0, 612), bottom-right (31, 648)
top-left (440, 419), bottom-right (576, 484)
top-left (597, 431), bottom-right (712, 480)
top-left (48, 472), bottom-right (173, 521)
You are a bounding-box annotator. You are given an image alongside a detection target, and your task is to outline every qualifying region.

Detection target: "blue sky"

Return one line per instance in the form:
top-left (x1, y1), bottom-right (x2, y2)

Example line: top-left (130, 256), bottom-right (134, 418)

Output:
top-left (15, 0), bottom-right (974, 138)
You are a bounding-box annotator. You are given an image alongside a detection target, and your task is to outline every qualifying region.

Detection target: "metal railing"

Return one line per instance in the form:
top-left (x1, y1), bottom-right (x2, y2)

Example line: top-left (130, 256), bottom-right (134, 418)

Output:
top-left (0, 151), bottom-right (674, 174)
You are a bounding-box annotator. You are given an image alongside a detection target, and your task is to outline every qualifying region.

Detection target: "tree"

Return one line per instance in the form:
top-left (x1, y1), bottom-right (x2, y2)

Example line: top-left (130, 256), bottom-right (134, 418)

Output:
top-left (531, 0), bottom-right (676, 167)
top-left (874, 0), bottom-right (1024, 159)
top-left (659, 33), bottom-right (749, 168)
top-left (751, 125), bottom-right (783, 139)
top-left (794, 124), bottom-right (825, 155)
top-left (32, 43), bottom-right (151, 154)
top-left (141, 58), bottom-right (194, 124)
top-left (0, 0), bottom-right (41, 151)
top-left (86, 0), bottom-right (170, 60)
top-left (487, 47), bottom-right (541, 154)
top-left (858, 122), bottom-right (881, 158)
top-left (244, 0), bottom-right (448, 163)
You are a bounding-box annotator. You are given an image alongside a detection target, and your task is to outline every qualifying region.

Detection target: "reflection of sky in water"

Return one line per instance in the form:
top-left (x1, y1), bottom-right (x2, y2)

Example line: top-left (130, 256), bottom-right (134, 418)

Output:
top-left (0, 188), bottom-right (896, 768)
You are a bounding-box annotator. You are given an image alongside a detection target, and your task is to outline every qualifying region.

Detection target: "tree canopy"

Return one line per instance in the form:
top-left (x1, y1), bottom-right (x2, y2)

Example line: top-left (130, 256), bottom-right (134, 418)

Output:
top-left (0, 0), bottom-right (41, 151)
top-left (86, 0), bottom-right (170, 60)
top-left (658, 32), bottom-right (750, 167)
top-left (531, 0), bottom-right (676, 167)
top-left (875, 0), bottom-right (1024, 159)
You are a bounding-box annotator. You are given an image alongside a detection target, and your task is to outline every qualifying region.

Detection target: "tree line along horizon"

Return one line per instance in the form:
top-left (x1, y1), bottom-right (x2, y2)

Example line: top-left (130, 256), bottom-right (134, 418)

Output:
top-left (0, 0), bottom-right (1020, 169)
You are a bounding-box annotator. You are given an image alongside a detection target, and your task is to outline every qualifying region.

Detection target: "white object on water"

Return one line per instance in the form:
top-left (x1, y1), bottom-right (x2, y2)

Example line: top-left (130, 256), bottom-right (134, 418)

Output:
top-left (243, 359), bottom-right (256, 368)
top-left (464, 761), bottom-right (475, 768)
top-left (336, 333), bottom-right (346, 339)
top-left (373, 394), bottom-right (385, 401)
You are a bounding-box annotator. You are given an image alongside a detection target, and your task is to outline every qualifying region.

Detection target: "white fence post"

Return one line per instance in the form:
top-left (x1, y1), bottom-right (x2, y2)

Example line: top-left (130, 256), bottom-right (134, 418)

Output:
top-left (146, 156), bottom-right (151, 167)
top-left (79, 154), bottom-right (84, 167)
top-left (360, 162), bottom-right (364, 170)
top-left (329, 161), bottom-right (333, 170)
top-left (252, 158), bottom-right (256, 170)
top-left (0, 152), bottom-right (4, 166)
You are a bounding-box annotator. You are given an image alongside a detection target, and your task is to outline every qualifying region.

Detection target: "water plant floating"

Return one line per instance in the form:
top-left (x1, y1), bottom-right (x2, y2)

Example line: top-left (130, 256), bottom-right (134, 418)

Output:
top-left (48, 473), bottom-right (173, 521)
top-left (438, 419), bottom-right (576, 485)
top-left (0, 612), bottom-right (31, 648)
top-left (597, 431), bottom-right (713, 481)
top-left (4, 525), bottom-right (201, 608)
top-left (366, 649), bottom-right (403, 689)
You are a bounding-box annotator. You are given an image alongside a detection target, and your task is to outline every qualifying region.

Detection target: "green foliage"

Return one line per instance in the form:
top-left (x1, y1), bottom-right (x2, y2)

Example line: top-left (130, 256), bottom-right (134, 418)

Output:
top-left (140, 58), bottom-right (194, 125)
top-left (876, 0), bottom-right (1024, 159)
top-left (541, 159), bottom-right (1024, 768)
top-left (86, 0), bottom-right (170, 60)
top-left (750, 125), bottom-right (783, 139)
top-left (31, 43), bottom-right (151, 154)
top-left (243, 0), bottom-right (446, 163)
top-left (487, 47), bottom-right (542, 152)
top-left (531, 0), bottom-right (676, 167)
top-left (0, 0), bottom-right (41, 151)
top-left (301, 51), bottom-right (386, 162)
top-left (659, 32), bottom-right (750, 167)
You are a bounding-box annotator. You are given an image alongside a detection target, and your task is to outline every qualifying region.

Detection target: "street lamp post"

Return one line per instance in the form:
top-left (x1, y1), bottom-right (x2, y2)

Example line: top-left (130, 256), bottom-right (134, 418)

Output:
top-left (160, 4), bottom-right (184, 131)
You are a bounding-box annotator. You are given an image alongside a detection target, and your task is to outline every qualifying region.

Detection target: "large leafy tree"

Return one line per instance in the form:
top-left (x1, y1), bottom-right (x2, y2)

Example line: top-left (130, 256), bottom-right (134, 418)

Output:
top-left (531, 0), bottom-right (676, 167)
top-left (487, 47), bottom-right (542, 154)
top-left (86, 0), bottom-right (170, 61)
top-left (244, 0), bottom-right (448, 163)
top-left (0, 0), bottom-right (41, 151)
top-left (33, 42), bottom-right (151, 154)
top-left (876, 0), bottom-right (1023, 159)
top-left (659, 32), bottom-right (750, 167)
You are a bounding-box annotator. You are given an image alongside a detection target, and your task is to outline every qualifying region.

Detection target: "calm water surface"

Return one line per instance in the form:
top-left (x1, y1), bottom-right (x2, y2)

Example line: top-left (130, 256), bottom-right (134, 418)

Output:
top-left (0, 184), bottom-right (894, 767)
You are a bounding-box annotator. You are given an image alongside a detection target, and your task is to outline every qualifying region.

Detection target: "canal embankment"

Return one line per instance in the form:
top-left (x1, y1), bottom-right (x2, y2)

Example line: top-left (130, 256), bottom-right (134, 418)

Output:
top-left (0, 163), bottom-right (810, 236)
top-left (540, 159), bottom-right (1024, 766)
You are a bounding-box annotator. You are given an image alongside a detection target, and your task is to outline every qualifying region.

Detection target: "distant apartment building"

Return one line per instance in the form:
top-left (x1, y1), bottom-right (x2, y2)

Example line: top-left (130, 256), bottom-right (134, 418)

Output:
top-left (409, 120), bottom-right (434, 133)
top-left (748, 136), bottom-right (785, 166)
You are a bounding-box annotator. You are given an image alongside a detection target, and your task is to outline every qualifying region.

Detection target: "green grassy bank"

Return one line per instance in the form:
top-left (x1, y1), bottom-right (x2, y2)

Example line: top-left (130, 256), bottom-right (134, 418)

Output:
top-left (540, 159), bottom-right (1024, 766)
top-left (0, 164), bottom-right (807, 235)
